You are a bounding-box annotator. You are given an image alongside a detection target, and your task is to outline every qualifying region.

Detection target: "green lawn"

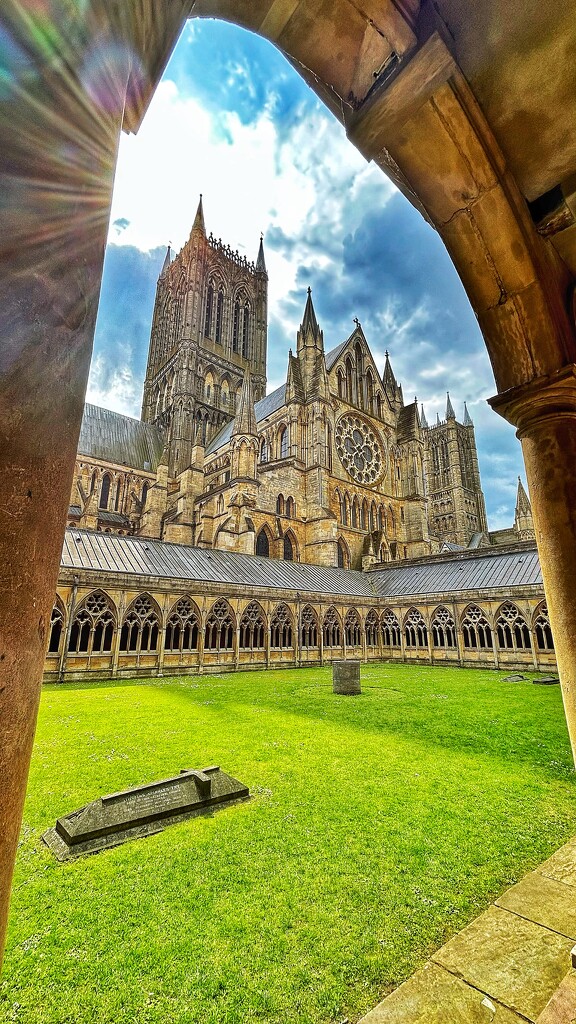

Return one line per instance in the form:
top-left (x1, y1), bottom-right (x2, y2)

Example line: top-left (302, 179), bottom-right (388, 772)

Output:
top-left (1, 664), bottom-right (575, 1024)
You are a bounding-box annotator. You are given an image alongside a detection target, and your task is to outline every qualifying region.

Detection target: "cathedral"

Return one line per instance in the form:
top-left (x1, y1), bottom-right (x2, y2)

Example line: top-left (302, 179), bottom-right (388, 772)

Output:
top-left (67, 197), bottom-right (523, 569)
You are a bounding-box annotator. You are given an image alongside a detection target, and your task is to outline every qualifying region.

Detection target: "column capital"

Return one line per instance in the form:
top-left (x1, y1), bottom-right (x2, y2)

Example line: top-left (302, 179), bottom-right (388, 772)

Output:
top-left (489, 364), bottom-right (576, 437)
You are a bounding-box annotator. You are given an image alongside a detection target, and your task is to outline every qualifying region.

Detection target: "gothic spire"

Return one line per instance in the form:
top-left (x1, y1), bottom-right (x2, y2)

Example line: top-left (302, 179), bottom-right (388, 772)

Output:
top-left (446, 392), bottom-right (455, 419)
top-left (191, 194), bottom-right (205, 236)
top-left (160, 245), bottom-right (171, 277)
top-left (516, 477), bottom-right (531, 513)
top-left (383, 350), bottom-right (396, 386)
top-left (256, 233), bottom-right (267, 274)
top-left (420, 403), bottom-right (429, 429)
top-left (463, 401), bottom-right (473, 426)
top-left (301, 287), bottom-right (320, 340)
top-left (232, 368), bottom-right (258, 437)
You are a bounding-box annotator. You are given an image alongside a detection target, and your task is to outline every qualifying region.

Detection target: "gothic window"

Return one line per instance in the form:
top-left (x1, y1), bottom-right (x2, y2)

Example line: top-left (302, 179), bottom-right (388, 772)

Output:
top-left (204, 280), bottom-right (214, 338)
top-left (242, 302), bottom-right (250, 358)
top-left (239, 601), bottom-right (266, 650)
top-left (431, 606), bottom-right (456, 648)
top-left (90, 470), bottom-right (97, 494)
top-left (276, 494), bottom-right (285, 515)
top-left (355, 342), bottom-right (364, 407)
top-left (205, 371), bottom-right (214, 401)
top-left (370, 502), bottom-right (377, 531)
top-left (533, 603), bottom-right (554, 651)
top-left (286, 497), bottom-right (295, 518)
top-left (221, 379), bottom-right (230, 408)
top-left (279, 426), bottom-right (289, 459)
top-left (496, 602), bottom-right (531, 651)
top-left (351, 497), bottom-right (359, 529)
top-left (381, 609), bottom-right (401, 647)
top-left (327, 421), bottom-right (332, 471)
top-left (205, 599), bottom-right (234, 651)
top-left (283, 531), bottom-right (296, 561)
top-left (337, 491), bottom-right (345, 524)
top-left (361, 499), bottom-right (369, 531)
top-left (461, 604), bottom-right (492, 650)
top-left (404, 608), bottom-right (428, 649)
top-left (323, 607), bottom-right (342, 648)
top-left (300, 605), bottom-right (318, 649)
top-left (114, 480), bottom-right (122, 512)
top-left (215, 286), bottom-right (224, 344)
top-left (217, 494), bottom-right (224, 514)
top-left (232, 299), bottom-right (240, 352)
top-left (120, 595), bottom-right (159, 653)
top-left (389, 506), bottom-right (395, 532)
top-left (270, 603), bottom-right (293, 648)
top-left (70, 590), bottom-right (116, 654)
top-left (165, 597), bottom-right (200, 652)
top-left (365, 609), bottom-right (379, 648)
top-left (366, 371), bottom-right (375, 414)
top-left (337, 537), bottom-right (349, 569)
top-left (337, 369), bottom-right (345, 399)
top-left (99, 473), bottom-right (111, 510)
top-left (344, 608), bottom-right (362, 647)
top-left (379, 505), bottom-right (385, 531)
top-left (141, 482), bottom-right (149, 507)
top-left (256, 528), bottom-right (270, 558)
top-left (260, 438), bottom-right (268, 463)
top-left (345, 357), bottom-right (354, 404)
top-left (48, 599), bottom-right (65, 654)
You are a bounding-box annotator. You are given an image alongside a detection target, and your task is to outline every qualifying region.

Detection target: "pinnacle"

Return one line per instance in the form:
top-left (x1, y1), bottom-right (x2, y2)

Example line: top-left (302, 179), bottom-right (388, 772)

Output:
top-left (301, 287), bottom-right (320, 340)
top-left (256, 233), bottom-right (267, 273)
top-left (191, 194), bottom-right (205, 236)
top-left (232, 368), bottom-right (258, 437)
top-left (446, 392), bottom-right (455, 419)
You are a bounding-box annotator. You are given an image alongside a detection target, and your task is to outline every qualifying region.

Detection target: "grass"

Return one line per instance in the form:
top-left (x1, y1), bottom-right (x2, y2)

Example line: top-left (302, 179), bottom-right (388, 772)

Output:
top-left (1, 663), bottom-right (575, 1024)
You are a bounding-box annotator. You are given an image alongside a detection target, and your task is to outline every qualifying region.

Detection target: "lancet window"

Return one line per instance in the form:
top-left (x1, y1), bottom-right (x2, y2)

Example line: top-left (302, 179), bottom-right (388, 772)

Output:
top-left (165, 597), bottom-right (200, 652)
top-left (204, 599), bottom-right (234, 651)
top-left (337, 538), bottom-right (349, 569)
top-left (270, 604), bottom-right (293, 648)
top-left (323, 607), bottom-right (342, 648)
top-left (239, 601), bottom-right (266, 650)
top-left (381, 609), bottom-right (401, 647)
top-left (365, 609), bottom-right (379, 648)
top-left (279, 426), bottom-right (289, 459)
top-left (99, 473), bottom-right (111, 510)
top-left (120, 595), bottom-right (159, 653)
top-left (256, 528), bottom-right (270, 558)
top-left (283, 532), bottom-right (295, 561)
top-left (204, 280), bottom-right (214, 338)
top-left (344, 608), bottom-right (362, 647)
top-left (496, 603), bottom-right (531, 651)
top-left (232, 299), bottom-right (240, 352)
top-left (404, 608), bottom-right (428, 649)
top-left (215, 286), bottom-right (224, 343)
top-left (431, 606), bottom-right (456, 648)
top-left (69, 590), bottom-right (116, 654)
top-left (300, 605), bottom-right (318, 649)
top-left (461, 604), bottom-right (492, 650)
top-left (242, 301), bottom-right (250, 357)
top-left (48, 599), bottom-right (65, 654)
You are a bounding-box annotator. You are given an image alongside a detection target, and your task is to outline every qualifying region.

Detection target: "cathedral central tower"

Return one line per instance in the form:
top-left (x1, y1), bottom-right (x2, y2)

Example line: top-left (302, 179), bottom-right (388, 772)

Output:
top-left (141, 197), bottom-right (267, 475)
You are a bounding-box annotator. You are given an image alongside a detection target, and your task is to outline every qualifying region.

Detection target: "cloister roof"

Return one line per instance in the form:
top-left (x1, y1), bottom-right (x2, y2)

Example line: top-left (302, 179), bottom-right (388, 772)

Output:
top-left (61, 530), bottom-right (543, 600)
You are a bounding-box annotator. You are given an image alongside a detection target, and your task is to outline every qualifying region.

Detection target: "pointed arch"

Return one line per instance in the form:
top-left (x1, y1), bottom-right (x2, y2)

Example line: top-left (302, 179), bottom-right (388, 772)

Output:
top-left (276, 493), bottom-right (285, 515)
top-left (165, 596), bottom-right (200, 653)
top-left (286, 496), bottom-right (295, 518)
top-left (204, 278), bottom-right (214, 338)
top-left (239, 600), bottom-right (266, 650)
top-left (70, 590), bottom-right (117, 655)
top-left (461, 604), bottom-right (493, 651)
top-left (260, 437), bottom-right (269, 463)
top-left (48, 596), bottom-right (65, 654)
top-left (205, 599), bottom-right (235, 651)
top-left (337, 536), bottom-right (350, 569)
top-left (351, 495), bottom-right (359, 529)
top-left (365, 608), bottom-right (379, 648)
top-left (300, 605), bottom-right (318, 649)
top-left (270, 603), bottom-right (293, 649)
top-left (381, 608), bottom-right (401, 648)
top-left (431, 606), bottom-right (456, 648)
top-left (283, 529), bottom-right (298, 562)
top-left (404, 607), bottom-right (428, 649)
top-left (495, 602), bottom-right (531, 651)
top-left (242, 300), bottom-right (251, 358)
top-left (256, 526), bottom-right (271, 558)
top-left (215, 284), bottom-right (224, 344)
top-left (278, 424), bottom-right (289, 459)
top-left (533, 601), bottom-right (554, 651)
top-left (344, 607), bottom-right (362, 647)
top-left (323, 606), bottom-right (342, 648)
top-left (99, 473), bottom-right (112, 510)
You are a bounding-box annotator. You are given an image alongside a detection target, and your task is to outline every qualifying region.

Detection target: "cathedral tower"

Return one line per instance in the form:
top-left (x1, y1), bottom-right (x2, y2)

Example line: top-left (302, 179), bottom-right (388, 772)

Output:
top-left (141, 197), bottom-right (268, 476)
top-left (424, 396), bottom-right (488, 546)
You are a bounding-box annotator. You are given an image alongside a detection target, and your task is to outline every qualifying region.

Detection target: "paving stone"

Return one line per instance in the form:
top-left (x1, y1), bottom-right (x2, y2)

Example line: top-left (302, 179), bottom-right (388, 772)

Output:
top-left (536, 969), bottom-right (576, 1023)
top-left (540, 841), bottom-right (576, 888)
top-left (359, 961), bottom-right (525, 1023)
top-left (496, 872), bottom-right (576, 941)
top-left (433, 905), bottom-right (573, 1021)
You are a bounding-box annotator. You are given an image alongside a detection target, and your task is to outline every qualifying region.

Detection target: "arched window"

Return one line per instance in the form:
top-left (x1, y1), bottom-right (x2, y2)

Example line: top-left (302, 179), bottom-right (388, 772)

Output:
top-left (300, 605), bottom-right (318, 649)
top-left (114, 480), bottom-right (122, 511)
top-left (376, 394), bottom-right (382, 418)
top-left (283, 532), bottom-right (295, 561)
top-left (461, 604), bottom-right (492, 650)
top-left (345, 356), bottom-right (354, 404)
top-left (323, 607), bottom-right (342, 648)
top-left (120, 595), bottom-right (159, 653)
top-left (217, 494), bottom-right (224, 514)
top-left (141, 482), bottom-right (149, 507)
top-left (286, 497), bottom-right (295, 518)
top-left (351, 497), bottom-right (359, 529)
top-left (344, 608), bottom-right (362, 647)
top-left (165, 597), bottom-right (200, 652)
top-left (270, 603), bottom-right (293, 648)
top-left (242, 301), bottom-right (250, 357)
top-left (370, 502), bottom-right (377, 532)
top-left (276, 494), bottom-right (285, 515)
top-left (381, 609), bottom-right (401, 647)
top-left (431, 606), bottom-right (456, 648)
top-left (404, 608), bottom-right (428, 649)
top-left (337, 369), bottom-right (345, 398)
top-left (204, 280), bottom-right (214, 338)
top-left (70, 591), bottom-right (116, 654)
top-left (205, 599), bottom-right (234, 651)
top-left (533, 602), bottom-right (554, 651)
top-left (337, 537), bottom-right (349, 569)
top-left (221, 378), bottom-right (230, 408)
top-left (99, 473), bottom-right (111, 510)
top-left (260, 438), bottom-right (268, 463)
top-left (48, 599), bottom-right (65, 654)
top-left (239, 601), bottom-right (266, 650)
top-left (365, 609), bottom-right (379, 648)
top-left (256, 528), bottom-right (270, 558)
top-left (232, 299), bottom-right (240, 352)
top-left (361, 499), bottom-right (369, 531)
top-left (279, 426), bottom-right (289, 459)
top-left (496, 603), bottom-right (531, 651)
top-left (215, 286), bottom-right (224, 344)
top-left (205, 371), bottom-right (214, 401)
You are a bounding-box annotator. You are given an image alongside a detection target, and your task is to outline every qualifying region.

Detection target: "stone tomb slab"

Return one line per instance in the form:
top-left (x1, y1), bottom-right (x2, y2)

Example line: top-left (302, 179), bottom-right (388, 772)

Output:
top-left (42, 766), bottom-right (249, 860)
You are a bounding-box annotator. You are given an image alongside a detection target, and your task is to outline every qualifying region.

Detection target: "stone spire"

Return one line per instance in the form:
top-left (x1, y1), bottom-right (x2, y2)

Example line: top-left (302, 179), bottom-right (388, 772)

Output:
top-left (301, 287), bottom-right (320, 342)
top-left (160, 245), bottom-right (171, 277)
top-left (420, 403), bottom-right (429, 428)
top-left (232, 368), bottom-right (258, 437)
top-left (383, 350), bottom-right (396, 387)
top-left (256, 233), bottom-right (267, 274)
top-left (446, 392), bottom-right (455, 419)
top-left (190, 194), bottom-right (205, 236)
top-left (463, 401), bottom-right (473, 426)
top-left (515, 477), bottom-right (534, 540)
top-left (516, 477), bottom-right (531, 514)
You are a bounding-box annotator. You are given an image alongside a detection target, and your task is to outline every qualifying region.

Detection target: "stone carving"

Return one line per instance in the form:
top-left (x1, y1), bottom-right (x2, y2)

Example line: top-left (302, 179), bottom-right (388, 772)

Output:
top-left (336, 413), bottom-right (383, 485)
top-left (42, 766), bottom-right (249, 860)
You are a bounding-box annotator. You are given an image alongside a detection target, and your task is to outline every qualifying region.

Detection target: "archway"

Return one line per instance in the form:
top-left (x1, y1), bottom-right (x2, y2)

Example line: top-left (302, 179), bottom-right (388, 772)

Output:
top-left (2, 0), bottom-right (576, 966)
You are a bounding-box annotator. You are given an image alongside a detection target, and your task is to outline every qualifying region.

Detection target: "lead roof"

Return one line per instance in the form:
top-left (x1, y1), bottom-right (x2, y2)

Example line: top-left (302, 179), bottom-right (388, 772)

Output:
top-left (78, 404), bottom-right (165, 472)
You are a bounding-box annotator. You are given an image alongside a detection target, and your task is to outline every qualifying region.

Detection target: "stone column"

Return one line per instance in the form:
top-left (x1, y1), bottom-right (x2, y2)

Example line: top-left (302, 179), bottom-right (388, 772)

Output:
top-left (0, 5), bottom-right (132, 963)
top-left (490, 367), bottom-right (576, 762)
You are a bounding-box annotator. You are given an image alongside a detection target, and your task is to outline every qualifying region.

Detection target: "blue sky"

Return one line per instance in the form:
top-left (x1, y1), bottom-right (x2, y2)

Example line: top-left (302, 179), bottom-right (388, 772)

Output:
top-left (91, 18), bottom-right (525, 529)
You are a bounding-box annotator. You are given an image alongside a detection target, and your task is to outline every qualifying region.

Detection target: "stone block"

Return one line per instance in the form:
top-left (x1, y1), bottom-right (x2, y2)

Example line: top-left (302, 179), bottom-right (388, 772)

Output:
top-left (333, 659), bottom-right (361, 694)
top-left (496, 872), bottom-right (576, 941)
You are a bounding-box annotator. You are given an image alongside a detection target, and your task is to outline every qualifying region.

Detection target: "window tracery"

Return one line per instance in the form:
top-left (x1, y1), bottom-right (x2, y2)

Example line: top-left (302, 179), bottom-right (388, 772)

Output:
top-left (165, 597), bottom-right (200, 652)
top-left (344, 608), bottom-right (362, 646)
top-left (300, 605), bottom-right (318, 649)
top-left (461, 604), bottom-right (492, 650)
top-left (70, 591), bottom-right (115, 654)
top-left (534, 602), bottom-right (554, 651)
top-left (496, 602), bottom-right (531, 650)
top-left (404, 608), bottom-right (428, 648)
top-left (270, 603), bottom-right (293, 648)
top-left (239, 601), bottom-right (266, 650)
top-left (431, 606), bottom-right (456, 648)
top-left (323, 607), bottom-right (342, 648)
top-left (205, 599), bottom-right (234, 651)
top-left (120, 595), bottom-right (159, 653)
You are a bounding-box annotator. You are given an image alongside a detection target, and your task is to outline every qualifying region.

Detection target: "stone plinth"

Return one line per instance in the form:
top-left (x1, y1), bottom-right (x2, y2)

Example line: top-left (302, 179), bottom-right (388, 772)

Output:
top-left (42, 765), bottom-right (249, 860)
top-left (333, 660), bottom-right (361, 695)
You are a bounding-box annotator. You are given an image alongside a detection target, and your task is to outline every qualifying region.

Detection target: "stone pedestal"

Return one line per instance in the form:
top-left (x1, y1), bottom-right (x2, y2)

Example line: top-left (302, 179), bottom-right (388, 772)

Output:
top-left (333, 660), bottom-right (361, 694)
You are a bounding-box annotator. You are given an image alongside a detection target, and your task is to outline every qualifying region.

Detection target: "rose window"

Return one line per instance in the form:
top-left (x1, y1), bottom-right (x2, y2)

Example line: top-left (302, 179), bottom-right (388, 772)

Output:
top-left (335, 414), bottom-right (383, 484)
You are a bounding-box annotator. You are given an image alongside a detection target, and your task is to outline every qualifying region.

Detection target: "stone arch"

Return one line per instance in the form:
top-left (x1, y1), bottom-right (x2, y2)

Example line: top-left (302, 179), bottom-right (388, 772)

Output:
top-left (431, 605), bottom-right (456, 648)
top-left (70, 590), bottom-right (117, 655)
top-left (337, 536), bottom-right (350, 569)
top-left (47, 596), bottom-right (66, 655)
top-left (239, 600), bottom-right (266, 650)
top-left (270, 603), bottom-right (294, 649)
top-left (165, 596), bottom-right (200, 652)
top-left (205, 598), bottom-right (235, 652)
top-left (300, 605), bottom-right (319, 649)
top-left (256, 525), bottom-right (272, 557)
top-left (283, 529), bottom-right (298, 562)
top-left (120, 594), bottom-right (161, 654)
top-left (533, 601), bottom-right (554, 651)
top-left (344, 607), bottom-right (362, 647)
top-left (461, 603), bottom-right (493, 651)
top-left (323, 606), bottom-right (342, 649)
top-left (495, 601), bottom-right (532, 652)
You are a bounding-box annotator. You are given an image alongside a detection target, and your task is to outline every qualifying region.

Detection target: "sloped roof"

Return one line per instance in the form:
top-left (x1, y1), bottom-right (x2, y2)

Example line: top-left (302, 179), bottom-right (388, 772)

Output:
top-left (78, 404), bottom-right (165, 472)
top-left (206, 384), bottom-right (287, 455)
top-left (60, 530), bottom-right (543, 602)
top-left (325, 340), bottom-right (348, 370)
